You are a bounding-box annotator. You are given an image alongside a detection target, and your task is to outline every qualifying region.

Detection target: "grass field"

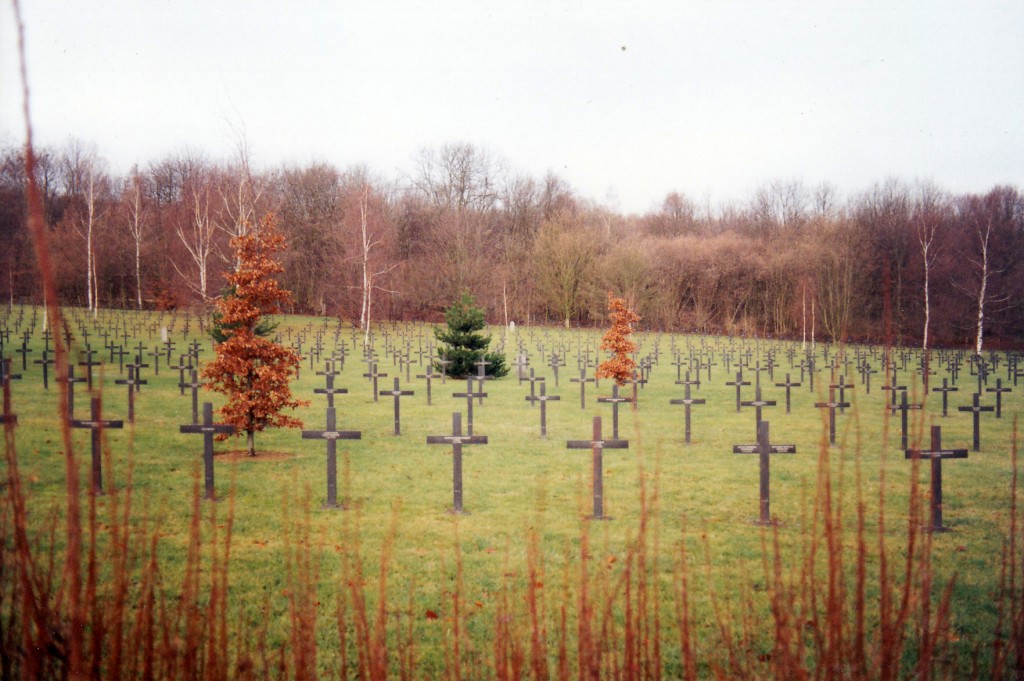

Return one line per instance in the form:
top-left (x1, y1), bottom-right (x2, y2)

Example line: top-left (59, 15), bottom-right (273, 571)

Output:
top-left (2, 304), bottom-right (1023, 678)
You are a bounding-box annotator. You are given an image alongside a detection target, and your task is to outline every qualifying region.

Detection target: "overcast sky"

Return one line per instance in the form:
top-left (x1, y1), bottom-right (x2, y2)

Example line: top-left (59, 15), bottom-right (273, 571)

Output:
top-left (2, 1), bottom-right (1022, 213)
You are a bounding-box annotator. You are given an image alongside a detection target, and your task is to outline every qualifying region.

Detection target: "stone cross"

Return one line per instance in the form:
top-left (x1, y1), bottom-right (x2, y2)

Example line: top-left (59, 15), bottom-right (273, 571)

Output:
top-left (1, 358), bottom-right (18, 427)
top-left (301, 406), bottom-right (361, 508)
top-left (314, 372), bottom-right (348, 408)
top-left (114, 364), bottom-right (147, 423)
top-left (415, 364), bottom-right (437, 405)
top-left (958, 393), bottom-right (994, 452)
top-left (452, 378), bottom-right (487, 436)
top-left (33, 349), bottom-right (56, 390)
top-left (71, 396), bottom-right (124, 495)
top-left (524, 369), bottom-right (545, 407)
top-left (569, 367), bottom-right (596, 409)
top-left (180, 402), bottom-right (235, 501)
top-left (59, 364), bottom-right (86, 419)
top-left (905, 425), bottom-right (968, 532)
top-left (525, 381), bottom-right (560, 437)
top-left (740, 384), bottom-right (776, 432)
top-left (426, 412), bottom-right (487, 514)
top-left (78, 347), bottom-right (101, 390)
top-left (179, 369), bottom-right (204, 425)
top-left (596, 383), bottom-right (632, 440)
top-left (169, 354), bottom-right (191, 396)
top-left (932, 378), bottom-right (958, 417)
top-left (985, 378), bottom-right (1012, 419)
top-left (774, 373), bottom-right (801, 414)
top-left (829, 376), bottom-right (854, 414)
top-left (890, 391), bottom-right (923, 450)
top-left (815, 387), bottom-right (851, 447)
top-left (379, 377), bottom-right (415, 435)
top-left (362, 361), bottom-right (388, 402)
top-left (669, 379), bottom-right (705, 444)
top-left (726, 371), bottom-right (751, 413)
top-left (566, 416), bottom-right (628, 520)
top-left (732, 420), bottom-right (796, 526)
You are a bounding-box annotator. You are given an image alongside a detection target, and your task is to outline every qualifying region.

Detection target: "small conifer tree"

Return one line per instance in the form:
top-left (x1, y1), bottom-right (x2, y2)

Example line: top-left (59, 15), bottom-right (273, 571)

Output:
top-left (596, 292), bottom-right (640, 386)
top-left (434, 291), bottom-right (508, 379)
top-left (202, 214), bottom-right (308, 456)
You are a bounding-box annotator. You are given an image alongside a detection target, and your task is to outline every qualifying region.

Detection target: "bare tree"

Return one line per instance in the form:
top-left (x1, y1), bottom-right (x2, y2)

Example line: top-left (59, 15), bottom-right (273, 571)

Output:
top-left (353, 185), bottom-right (399, 346)
top-left (913, 183), bottom-right (946, 353)
top-left (173, 170), bottom-right (217, 302)
top-left (123, 166), bottom-right (147, 309)
top-left (60, 140), bottom-right (107, 315)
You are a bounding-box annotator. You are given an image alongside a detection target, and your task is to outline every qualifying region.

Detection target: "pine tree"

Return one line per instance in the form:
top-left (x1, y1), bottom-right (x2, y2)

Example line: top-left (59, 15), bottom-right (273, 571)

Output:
top-left (434, 291), bottom-right (508, 379)
top-left (596, 292), bottom-right (640, 386)
top-left (202, 213), bottom-right (308, 456)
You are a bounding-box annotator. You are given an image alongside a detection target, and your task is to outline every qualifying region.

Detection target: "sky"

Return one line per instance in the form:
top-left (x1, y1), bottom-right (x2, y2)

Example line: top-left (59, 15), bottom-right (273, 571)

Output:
top-left (2, 1), bottom-right (1022, 214)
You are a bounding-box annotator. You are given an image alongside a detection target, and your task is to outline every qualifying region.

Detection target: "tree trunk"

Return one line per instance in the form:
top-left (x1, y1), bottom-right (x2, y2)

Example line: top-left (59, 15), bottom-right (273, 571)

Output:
top-left (247, 430), bottom-right (255, 457)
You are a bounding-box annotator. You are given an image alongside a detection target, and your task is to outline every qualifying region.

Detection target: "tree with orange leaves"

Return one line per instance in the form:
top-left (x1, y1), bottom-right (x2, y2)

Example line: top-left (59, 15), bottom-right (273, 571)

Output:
top-left (202, 213), bottom-right (308, 456)
top-left (596, 292), bottom-right (640, 386)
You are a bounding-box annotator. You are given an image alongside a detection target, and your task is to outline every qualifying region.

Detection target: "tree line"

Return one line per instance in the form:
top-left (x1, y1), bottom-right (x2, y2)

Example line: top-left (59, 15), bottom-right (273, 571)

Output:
top-left (1, 138), bottom-right (1021, 350)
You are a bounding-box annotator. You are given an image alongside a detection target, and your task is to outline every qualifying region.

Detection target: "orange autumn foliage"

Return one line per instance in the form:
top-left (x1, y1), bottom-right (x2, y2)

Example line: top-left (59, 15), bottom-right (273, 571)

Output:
top-left (596, 292), bottom-right (640, 386)
top-left (202, 214), bottom-right (308, 455)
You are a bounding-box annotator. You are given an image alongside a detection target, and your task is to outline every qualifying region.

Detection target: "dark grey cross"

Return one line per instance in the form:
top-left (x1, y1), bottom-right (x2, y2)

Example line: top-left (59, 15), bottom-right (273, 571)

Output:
top-left (302, 406), bottom-right (361, 508)
top-left (314, 372), bottom-right (348, 408)
top-left (78, 347), bottom-right (101, 390)
top-left (33, 349), bottom-right (56, 389)
top-left (596, 383), bottom-right (632, 439)
top-left (474, 357), bottom-right (490, 405)
top-left (436, 358), bottom-right (451, 384)
top-left (452, 378), bottom-right (487, 436)
top-left (569, 367), bottom-right (596, 409)
top-left (163, 338), bottom-right (176, 362)
top-left (566, 415), bottom-right (628, 520)
top-left (525, 381), bottom-right (560, 437)
top-left (624, 371), bottom-right (647, 410)
top-left (740, 384), bottom-right (776, 431)
top-left (362, 361), bottom-right (388, 402)
top-left (829, 376), bottom-right (854, 414)
top-left (669, 380), bottom-right (705, 444)
top-left (147, 345), bottom-right (162, 376)
top-left (58, 364), bottom-right (86, 419)
top-left (905, 425), bottom-right (968, 532)
top-left (932, 378), bottom-right (958, 417)
top-left (524, 369), bottom-right (545, 407)
top-left (547, 353), bottom-right (565, 387)
top-left (71, 396), bottom-right (123, 495)
top-left (126, 353), bottom-right (149, 392)
top-left (169, 354), bottom-right (192, 396)
top-left (14, 335), bottom-right (32, 371)
top-left (426, 412), bottom-right (487, 514)
top-left (774, 373), bottom-right (801, 414)
top-left (110, 344), bottom-right (129, 374)
top-left (179, 369), bottom-right (204, 425)
top-left (726, 371), bottom-right (751, 413)
top-left (416, 364), bottom-right (437, 405)
top-left (732, 420), bottom-right (796, 526)
top-left (114, 365), bottom-right (147, 424)
top-left (958, 393), bottom-right (994, 452)
top-left (815, 387), bottom-right (851, 447)
top-left (379, 377), bottom-right (415, 435)
top-left (985, 378), bottom-right (1012, 419)
top-left (890, 391), bottom-right (923, 450)
top-left (1, 358), bottom-right (18, 427)
top-left (512, 352), bottom-right (529, 383)
top-left (180, 402), bottom-right (235, 501)
top-left (859, 362), bottom-right (878, 394)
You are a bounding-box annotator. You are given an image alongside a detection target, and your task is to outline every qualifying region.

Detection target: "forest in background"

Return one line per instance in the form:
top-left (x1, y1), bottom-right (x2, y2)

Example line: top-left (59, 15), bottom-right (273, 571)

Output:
top-left (1, 138), bottom-right (1021, 349)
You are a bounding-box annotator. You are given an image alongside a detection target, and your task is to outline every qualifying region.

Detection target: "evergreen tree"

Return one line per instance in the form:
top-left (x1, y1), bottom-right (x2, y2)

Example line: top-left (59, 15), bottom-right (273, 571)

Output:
top-left (202, 214), bottom-right (308, 456)
top-left (434, 291), bottom-right (508, 379)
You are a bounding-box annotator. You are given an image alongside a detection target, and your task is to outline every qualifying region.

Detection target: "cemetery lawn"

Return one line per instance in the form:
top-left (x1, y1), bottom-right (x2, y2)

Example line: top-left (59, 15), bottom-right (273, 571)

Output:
top-left (4, 306), bottom-right (1022, 677)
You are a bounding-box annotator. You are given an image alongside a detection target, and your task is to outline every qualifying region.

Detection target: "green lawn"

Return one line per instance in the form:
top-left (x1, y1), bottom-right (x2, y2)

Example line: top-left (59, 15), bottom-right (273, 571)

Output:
top-left (2, 305), bottom-right (1021, 678)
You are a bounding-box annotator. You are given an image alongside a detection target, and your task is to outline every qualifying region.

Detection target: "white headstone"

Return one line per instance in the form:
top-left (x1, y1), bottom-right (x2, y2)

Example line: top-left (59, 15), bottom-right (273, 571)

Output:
top-left (161, 326), bottom-right (168, 343)
top-left (509, 321), bottom-right (516, 332)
